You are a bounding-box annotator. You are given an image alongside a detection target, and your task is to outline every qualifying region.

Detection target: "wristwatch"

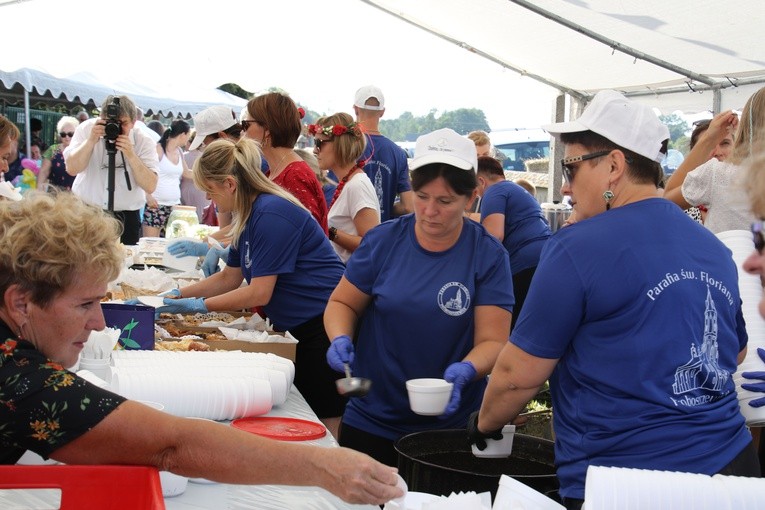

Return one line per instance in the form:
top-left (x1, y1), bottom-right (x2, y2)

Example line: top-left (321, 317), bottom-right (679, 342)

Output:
top-left (328, 226), bottom-right (338, 241)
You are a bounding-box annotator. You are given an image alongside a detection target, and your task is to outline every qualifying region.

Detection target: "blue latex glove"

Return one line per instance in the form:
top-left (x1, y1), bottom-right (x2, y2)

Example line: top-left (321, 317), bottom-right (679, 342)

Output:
top-left (740, 347), bottom-right (765, 408)
top-left (167, 240), bottom-right (209, 257)
top-left (156, 297), bottom-right (207, 315)
top-left (123, 298), bottom-right (140, 306)
top-left (159, 288), bottom-right (182, 298)
top-left (326, 335), bottom-right (354, 373)
top-left (202, 246), bottom-right (230, 278)
top-left (443, 361), bottom-right (477, 416)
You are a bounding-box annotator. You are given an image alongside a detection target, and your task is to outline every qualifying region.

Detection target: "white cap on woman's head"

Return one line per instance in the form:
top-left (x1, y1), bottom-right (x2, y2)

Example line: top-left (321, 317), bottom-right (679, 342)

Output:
top-left (543, 90), bottom-right (670, 163)
top-left (409, 128), bottom-right (478, 172)
top-left (189, 106), bottom-right (237, 151)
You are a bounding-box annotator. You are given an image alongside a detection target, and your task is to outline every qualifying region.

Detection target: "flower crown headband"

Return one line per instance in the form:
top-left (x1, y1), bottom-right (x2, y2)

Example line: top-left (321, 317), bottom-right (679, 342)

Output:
top-left (307, 122), bottom-right (362, 138)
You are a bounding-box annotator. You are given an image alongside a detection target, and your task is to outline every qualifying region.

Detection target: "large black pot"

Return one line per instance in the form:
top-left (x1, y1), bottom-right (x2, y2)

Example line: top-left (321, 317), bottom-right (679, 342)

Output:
top-left (395, 429), bottom-right (558, 500)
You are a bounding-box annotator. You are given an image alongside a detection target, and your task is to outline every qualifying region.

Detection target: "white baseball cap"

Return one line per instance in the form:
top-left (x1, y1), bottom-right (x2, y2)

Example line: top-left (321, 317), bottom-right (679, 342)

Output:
top-left (354, 85), bottom-right (385, 111)
top-left (409, 128), bottom-right (478, 172)
top-left (543, 90), bottom-right (669, 163)
top-left (188, 106), bottom-right (238, 151)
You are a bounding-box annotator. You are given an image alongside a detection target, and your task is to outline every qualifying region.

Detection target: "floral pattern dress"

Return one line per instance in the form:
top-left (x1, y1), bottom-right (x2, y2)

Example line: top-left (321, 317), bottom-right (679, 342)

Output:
top-left (43, 143), bottom-right (76, 190)
top-left (0, 321), bottom-right (125, 464)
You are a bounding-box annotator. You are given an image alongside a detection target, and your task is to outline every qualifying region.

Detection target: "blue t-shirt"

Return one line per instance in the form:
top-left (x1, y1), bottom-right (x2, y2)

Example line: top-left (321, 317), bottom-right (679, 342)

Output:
top-left (480, 180), bottom-right (551, 274)
top-left (227, 194), bottom-right (344, 331)
top-left (342, 215), bottom-right (515, 440)
top-left (361, 134), bottom-right (411, 222)
top-left (512, 198), bottom-right (750, 499)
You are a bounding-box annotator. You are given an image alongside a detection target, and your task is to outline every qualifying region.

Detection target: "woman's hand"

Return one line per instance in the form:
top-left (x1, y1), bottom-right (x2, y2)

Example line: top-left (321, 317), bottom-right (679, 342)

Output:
top-left (157, 297), bottom-right (207, 315)
top-left (326, 335), bottom-right (354, 372)
top-left (145, 194), bottom-right (158, 209)
top-left (442, 361), bottom-right (477, 416)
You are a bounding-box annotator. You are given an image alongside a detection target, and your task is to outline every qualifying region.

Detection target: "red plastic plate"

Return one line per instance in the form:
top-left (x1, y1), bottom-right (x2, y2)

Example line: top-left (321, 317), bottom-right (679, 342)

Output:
top-left (231, 417), bottom-right (327, 441)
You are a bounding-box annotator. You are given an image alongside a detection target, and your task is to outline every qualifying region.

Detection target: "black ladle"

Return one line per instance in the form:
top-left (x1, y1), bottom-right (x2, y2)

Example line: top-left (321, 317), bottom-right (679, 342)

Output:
top-left (336, 363), bottom-right (371, 397)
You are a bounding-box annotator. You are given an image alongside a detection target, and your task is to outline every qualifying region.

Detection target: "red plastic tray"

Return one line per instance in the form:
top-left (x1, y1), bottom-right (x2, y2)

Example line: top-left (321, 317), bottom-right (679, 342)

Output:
top-left (231, 417), bottom-right (327, 441)
top-left (0, 464), bottom-right (165, 509)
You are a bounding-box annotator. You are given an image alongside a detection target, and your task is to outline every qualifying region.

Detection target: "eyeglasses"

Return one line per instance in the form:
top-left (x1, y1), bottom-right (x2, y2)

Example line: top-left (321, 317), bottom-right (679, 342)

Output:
top-left (60, 131), bottom-right (75, 138)
top-left (560, 150), bottom-right (612, 183)
top-left (314, 138), bottom-right (333, 151)
top-left (240, 119), bottom-right (259, 131)
top-left (752, 221), bottom-right (765, 254)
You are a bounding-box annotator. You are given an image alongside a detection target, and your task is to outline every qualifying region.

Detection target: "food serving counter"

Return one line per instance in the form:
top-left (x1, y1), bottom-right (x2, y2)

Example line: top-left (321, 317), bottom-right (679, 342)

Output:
top-left (0, 387), bottom-right (378, 510)
top-left (165, 386), bottom-right (378, 510)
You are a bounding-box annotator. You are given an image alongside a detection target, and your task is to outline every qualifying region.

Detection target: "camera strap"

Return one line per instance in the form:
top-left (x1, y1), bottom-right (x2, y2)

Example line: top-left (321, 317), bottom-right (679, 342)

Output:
top-left (121, 153), bottom-right (132, 190)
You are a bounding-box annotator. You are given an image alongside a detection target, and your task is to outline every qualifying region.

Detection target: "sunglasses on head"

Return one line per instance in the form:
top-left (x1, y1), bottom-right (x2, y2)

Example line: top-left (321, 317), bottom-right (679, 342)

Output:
top-left (60, 131), bottom-right (75, 138)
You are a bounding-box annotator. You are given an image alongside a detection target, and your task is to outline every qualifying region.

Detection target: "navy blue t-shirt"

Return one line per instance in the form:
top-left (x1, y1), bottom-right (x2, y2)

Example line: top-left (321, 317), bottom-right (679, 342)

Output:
top-left (227, 194), bottom-right (344, 330)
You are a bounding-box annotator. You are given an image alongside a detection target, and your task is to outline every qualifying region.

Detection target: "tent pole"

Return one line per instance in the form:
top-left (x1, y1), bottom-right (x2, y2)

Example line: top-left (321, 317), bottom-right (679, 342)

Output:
top-left (508, 0), bottom-right (716, 87)
top-left (23, 89), bottom-right (30, 154)
top-left (713, 90), bottom-right (722, 115)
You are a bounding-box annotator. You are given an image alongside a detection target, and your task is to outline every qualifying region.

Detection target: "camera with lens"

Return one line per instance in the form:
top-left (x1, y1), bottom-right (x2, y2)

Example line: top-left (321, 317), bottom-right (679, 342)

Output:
top-left (104, 97), bottom-right (122, 154)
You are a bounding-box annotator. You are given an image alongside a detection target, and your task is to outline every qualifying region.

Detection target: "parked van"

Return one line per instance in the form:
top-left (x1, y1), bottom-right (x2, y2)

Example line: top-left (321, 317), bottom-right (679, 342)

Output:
top-left (490, 128), bottom-right (551, 171)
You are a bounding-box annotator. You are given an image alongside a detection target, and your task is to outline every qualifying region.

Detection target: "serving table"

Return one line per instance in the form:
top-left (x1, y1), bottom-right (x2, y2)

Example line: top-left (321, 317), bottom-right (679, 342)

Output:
top-left (165, 386), bottom-right (378, 510)
top-left (0, 387), bottom-right (377, 510)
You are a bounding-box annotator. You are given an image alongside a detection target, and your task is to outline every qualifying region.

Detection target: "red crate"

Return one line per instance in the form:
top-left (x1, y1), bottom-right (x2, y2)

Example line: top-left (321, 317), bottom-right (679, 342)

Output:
top-left (0, 464), bottom-right (165, 509)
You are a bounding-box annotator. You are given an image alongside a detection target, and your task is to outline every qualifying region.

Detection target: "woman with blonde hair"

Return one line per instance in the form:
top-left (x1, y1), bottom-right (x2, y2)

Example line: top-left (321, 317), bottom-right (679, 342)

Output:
top-left (311, 113), bottom-right (380, 263)
top-left (0, 115), bottom-right (20, 179)
top-left (158, 137), bottom-right (348, 437)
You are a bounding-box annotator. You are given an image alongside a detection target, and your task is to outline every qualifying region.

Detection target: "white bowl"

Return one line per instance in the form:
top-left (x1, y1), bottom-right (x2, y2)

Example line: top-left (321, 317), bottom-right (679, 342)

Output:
top-left (471, 424), bottom-right (516, 458)
top-left (159, 471), bottom-right (188, 497)
top-left (406, 378), bottom-right (453, 416)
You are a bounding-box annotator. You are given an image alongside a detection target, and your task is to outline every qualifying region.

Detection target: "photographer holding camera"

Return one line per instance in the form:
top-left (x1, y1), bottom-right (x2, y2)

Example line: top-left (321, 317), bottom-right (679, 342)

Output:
top-left (64, 95), bottom-right (159, 245)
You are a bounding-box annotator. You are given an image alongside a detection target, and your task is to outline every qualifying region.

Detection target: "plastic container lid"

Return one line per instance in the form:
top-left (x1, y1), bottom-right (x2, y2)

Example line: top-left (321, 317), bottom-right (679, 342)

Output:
top-left (231, 417), bottom-right (327, 441)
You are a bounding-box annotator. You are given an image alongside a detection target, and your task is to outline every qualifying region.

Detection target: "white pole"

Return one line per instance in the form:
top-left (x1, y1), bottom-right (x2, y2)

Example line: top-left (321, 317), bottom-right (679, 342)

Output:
top-left (23, 89), bottom-right (31, 154)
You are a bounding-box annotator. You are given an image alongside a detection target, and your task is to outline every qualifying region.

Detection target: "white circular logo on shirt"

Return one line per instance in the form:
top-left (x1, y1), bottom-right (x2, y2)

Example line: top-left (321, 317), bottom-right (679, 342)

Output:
top-left (438, 282), bottom-right (470, 316)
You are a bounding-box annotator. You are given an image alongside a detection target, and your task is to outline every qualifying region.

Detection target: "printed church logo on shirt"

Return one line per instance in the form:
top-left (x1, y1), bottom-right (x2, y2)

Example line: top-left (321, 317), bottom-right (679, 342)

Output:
top-left (438, 282), bottom-right (470, 317)
top-left (671, 286), bottom-right (731, 407)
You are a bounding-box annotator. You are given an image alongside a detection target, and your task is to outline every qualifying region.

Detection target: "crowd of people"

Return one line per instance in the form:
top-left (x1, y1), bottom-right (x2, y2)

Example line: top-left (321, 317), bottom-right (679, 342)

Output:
top-left (1, 83), bottom-right (765, 509)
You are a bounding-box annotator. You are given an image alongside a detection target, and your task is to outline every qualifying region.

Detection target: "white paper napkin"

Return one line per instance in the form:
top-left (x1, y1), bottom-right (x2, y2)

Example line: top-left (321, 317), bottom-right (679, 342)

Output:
top-left (82, 327), bottom-right (121, 359)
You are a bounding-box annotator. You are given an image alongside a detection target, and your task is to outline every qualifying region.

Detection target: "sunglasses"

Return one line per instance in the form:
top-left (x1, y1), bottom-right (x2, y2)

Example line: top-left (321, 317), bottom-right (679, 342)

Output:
top-left (60, 131), bottom-right (75, 138)
top-left (560, 150), bottom-right (612, 183)
top-left (240, 119), bottom-right (259, 131)
top-left (314, 138), bottom-right (333, 151)
top-left (752, 221), bottom-right (765, 254)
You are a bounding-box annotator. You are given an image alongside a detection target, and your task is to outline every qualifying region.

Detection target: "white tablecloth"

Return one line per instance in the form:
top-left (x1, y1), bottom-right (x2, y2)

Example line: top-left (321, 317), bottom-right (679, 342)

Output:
top-left (0, 387), bottom-right (376, 510)
top-left (165, 386), bottom-right (377, 510)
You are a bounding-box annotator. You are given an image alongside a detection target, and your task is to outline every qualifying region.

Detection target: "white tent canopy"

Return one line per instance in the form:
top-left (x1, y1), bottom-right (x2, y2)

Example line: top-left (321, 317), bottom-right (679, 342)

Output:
top-left (0, 68), bottom-right (246, 119)
top-left (362, 0), bottom-right (765, 115)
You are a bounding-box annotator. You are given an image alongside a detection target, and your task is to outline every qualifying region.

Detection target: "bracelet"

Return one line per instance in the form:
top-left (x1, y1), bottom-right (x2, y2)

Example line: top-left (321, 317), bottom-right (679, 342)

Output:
top-left (328, 226), bottom-right (338, 241)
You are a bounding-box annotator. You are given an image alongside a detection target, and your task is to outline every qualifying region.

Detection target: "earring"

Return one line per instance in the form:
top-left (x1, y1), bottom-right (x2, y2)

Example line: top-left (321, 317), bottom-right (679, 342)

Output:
top-left (603, 190), bottom-right (615, 211)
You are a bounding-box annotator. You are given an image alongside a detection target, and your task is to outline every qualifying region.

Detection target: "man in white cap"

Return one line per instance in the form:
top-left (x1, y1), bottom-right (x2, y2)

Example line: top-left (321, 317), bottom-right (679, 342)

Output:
top-left (468, 90), bottom-right (758, 509)
top-left (353, 85), bottom-right (413, 222)
top-left (188, 105), bottom-right (242, 152)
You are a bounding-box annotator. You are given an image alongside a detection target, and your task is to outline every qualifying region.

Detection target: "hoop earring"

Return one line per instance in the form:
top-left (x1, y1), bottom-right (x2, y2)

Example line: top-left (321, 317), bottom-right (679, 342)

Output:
top-left (603, 190), bottom-right (615, 211)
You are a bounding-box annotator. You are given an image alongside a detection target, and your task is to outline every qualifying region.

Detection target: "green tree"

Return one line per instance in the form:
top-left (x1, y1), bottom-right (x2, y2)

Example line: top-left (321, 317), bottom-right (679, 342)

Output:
top-left (218, 83), bottom-right (253, 100)
top-left (659, 113), bottom-right (689, 149)
top-left (435, 108), bottom-right (489, 135)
